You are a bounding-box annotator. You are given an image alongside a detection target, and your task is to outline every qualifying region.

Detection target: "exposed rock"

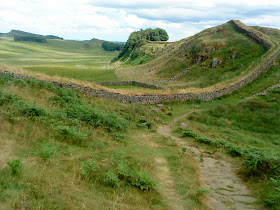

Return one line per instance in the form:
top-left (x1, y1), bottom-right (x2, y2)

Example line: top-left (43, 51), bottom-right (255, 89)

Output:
top-left (151, 107), bottom-right (159, 113)
top-left (155, 117), bottom-right (161, 121)
top-left (167, 106), bottom-right (172, 111)
top-left (212, 58), bottom-right (218, 68)
top-left (206, 48), bottom-right (212, 53)
top-left (180, 123), bottom-right (188, 128)
top-left (157, 104), bottom-right (164, 107)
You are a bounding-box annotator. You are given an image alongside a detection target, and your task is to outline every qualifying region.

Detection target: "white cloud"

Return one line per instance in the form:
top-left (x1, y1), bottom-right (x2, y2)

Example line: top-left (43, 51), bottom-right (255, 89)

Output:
top-left (0, 0), bottom-right (279, 41)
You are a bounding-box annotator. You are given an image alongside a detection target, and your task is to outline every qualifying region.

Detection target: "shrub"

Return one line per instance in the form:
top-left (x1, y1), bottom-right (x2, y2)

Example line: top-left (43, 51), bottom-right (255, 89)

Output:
top-left (117, 161), bottom-right (131, 179)
top-left (131, 170), bottom-right (157, 191)
top-left (81, 160), bottom-right (97, 180)
top-left (38, 144), bottom-right (57, 161)
top-left (116, 161), bottom-right (156, 191)
top-left (137, 119), bottom-right (153, 129)
top-left (49, 88), bottom-right (82, 107)
top-left (14, 35), bottom-right (47, 43)
top-left (21, 104), bottom-right (47, 117)
top-left (7, 159), bottom-right (22, 175)
top-left (106, 171), bottom-right (121, 187)
top-left (64, 105), bottom-right (128, 133)
top-left (0, 90), bottom-right (19, 106)
top-left (55, 126), bottom-right (87, 145)
top-left (102, 41), bottom-right (124, 51)
top-left (264, 178), bottom-right (280, 208)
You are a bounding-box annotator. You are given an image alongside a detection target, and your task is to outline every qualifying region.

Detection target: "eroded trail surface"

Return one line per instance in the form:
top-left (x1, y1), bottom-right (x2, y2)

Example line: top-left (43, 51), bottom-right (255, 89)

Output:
top-left (157, 111), bottom-right (262, 210)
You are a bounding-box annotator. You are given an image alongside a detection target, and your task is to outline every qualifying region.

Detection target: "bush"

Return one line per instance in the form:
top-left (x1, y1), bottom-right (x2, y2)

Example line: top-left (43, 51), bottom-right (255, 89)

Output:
top-left (131, 170), bottom-right (157, 191)
top-left (81, 160), bottom-right (97, 180)
top-left (137, 119), bottom-right (153, 129)
top-left (115, 160), bottom-right (156, 190)
top-left (106, 171), bottom-right (121, 187)
top-left (7, 159), bottom-right (22, 175)
top-left (264, 178), bottom-right (280, 208)
top-left (14, 35), bottom-right (47, 43)
top-left (0, 90), bottom-right (19, 106)
top-left (55, 126), bottom-right (87, 145)
top-left (64, 105), bottom-right (128, 133)
top-left (38, 144), bottom-right (57, 161)
top-left (102, 41), bottom-right (124, 51)
top-left (20, 104), bottom-right (47, 117)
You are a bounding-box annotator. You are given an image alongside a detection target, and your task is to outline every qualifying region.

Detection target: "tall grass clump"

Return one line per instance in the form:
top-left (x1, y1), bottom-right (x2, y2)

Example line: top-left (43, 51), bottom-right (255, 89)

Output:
top-left (7, 159), bottom-right (22, 175)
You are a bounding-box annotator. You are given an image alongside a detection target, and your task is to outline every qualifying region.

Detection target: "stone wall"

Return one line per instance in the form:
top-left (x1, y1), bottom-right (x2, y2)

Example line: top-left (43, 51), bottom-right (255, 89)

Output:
top-left (229, 20), bottom-right (272, 49)
top-left (98, 81), bottom-right (163, 89)
top-left (0, 20), bottom-right (279, 104)
top-left (156, 68), bottom-right (191, 83)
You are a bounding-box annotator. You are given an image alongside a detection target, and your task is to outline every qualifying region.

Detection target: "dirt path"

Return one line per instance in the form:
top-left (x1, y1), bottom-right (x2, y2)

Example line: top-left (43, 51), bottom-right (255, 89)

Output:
top-left (157, 111), bottom-right (262, 210)
top-left (155, 157), bottom-right (185, 210)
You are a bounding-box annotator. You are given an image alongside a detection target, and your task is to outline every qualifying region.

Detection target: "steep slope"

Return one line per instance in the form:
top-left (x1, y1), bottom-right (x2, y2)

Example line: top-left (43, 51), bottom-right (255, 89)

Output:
top-left (115, 20), bottom-right (279, 90)
top-left (0, 72), bottom-right (208, 209)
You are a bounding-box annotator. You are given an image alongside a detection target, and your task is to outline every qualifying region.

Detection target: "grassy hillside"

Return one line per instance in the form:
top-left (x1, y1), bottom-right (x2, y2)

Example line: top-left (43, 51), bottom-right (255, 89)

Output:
top-left (169, 56), bottom-right (280, 208)
top-left (115, 21), bottom-right (268, 89)
top-left (0, 73), bottom-right (209, 209)
top-left (0, 36), bottom-right (118, 82)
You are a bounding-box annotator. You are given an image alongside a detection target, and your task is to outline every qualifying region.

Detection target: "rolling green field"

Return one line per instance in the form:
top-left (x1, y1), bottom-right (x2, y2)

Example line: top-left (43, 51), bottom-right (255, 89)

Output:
top-left (115, 22), bottom-right (268, 90)
top-left (0, 37), bottom-right (119, 82)
top-left (1, 22), bottom-right (280, 209)
top-left (0, 73), bottom-right (207, 209)
top-left (169, 56), bottom-right (280, 208)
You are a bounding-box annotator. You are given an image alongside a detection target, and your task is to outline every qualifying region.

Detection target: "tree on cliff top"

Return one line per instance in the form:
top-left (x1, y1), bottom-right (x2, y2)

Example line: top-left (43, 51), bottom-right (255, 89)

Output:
top-left (117, 28), bottom-right (169, 60)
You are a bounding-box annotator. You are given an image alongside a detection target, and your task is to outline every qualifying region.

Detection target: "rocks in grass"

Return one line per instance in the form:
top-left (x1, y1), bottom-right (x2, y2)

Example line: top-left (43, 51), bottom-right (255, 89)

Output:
top-left (180, 123), bottom-right (188, 128)
top-left (212, 58), bottom-right (218, 68)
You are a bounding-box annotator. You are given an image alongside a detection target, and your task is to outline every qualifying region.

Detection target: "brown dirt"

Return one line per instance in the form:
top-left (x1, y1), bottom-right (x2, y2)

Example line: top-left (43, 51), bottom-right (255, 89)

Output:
top-left (154, 157), bottom-right (185, 210)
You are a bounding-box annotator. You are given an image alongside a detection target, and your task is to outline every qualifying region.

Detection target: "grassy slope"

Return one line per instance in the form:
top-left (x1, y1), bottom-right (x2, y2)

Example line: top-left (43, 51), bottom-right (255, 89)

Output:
top-left (0, 74), bottom-right (207, 209)
top-left (167, 56), bottom-right (280, 208)
top-left (0, 36), bottom-right (118, 82)
top-left (115, 22), bottom-right (267, 89)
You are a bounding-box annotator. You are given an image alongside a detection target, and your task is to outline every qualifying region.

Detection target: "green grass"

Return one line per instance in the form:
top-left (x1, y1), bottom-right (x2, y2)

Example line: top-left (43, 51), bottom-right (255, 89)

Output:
top-left (0, 74), bottom-right (205, 209)
top-left (170, 62), bottom-right (280, 208)
top-left (115, 22), bottom-right (269, 90)
top-left (0, 37), bottom-right (119, 82)
top-left (158, 22), bottom-right (267, 88)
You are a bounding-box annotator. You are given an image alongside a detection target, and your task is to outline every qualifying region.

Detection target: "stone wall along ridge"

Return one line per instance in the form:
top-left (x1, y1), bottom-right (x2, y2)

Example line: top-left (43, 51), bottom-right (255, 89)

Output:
top-left (0, 20), bottom-right (279, 104)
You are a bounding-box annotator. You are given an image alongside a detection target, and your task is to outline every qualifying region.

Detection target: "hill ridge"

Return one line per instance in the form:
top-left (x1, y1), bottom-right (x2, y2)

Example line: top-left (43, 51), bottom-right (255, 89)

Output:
top-left (1, 20), bottom-right (279, 104)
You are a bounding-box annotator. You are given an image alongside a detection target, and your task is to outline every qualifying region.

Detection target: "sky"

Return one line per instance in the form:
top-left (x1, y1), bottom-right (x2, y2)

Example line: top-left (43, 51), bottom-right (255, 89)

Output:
top-left (0, 0), bottom-right (280, 42)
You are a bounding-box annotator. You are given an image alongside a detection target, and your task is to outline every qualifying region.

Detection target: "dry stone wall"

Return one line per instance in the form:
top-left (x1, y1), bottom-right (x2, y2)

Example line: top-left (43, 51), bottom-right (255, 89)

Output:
top-left (1, 21), bottom-right (279, 104)
top-left (156, 68), bottom-right (191, 83)
top-left (98, 81), bottom-right (163, 89)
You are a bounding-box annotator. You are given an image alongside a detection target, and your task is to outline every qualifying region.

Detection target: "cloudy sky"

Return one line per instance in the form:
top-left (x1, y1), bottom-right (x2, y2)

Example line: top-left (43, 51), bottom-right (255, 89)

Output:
top-left (0, 0), bottom-right (280, 42)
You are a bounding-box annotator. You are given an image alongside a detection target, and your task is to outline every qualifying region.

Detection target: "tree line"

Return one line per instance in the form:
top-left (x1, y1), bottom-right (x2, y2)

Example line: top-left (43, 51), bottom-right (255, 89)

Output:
top-left (14, 35), bottom-right (47, 43)
top-left (102, 41), bottom-right (124, 51)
